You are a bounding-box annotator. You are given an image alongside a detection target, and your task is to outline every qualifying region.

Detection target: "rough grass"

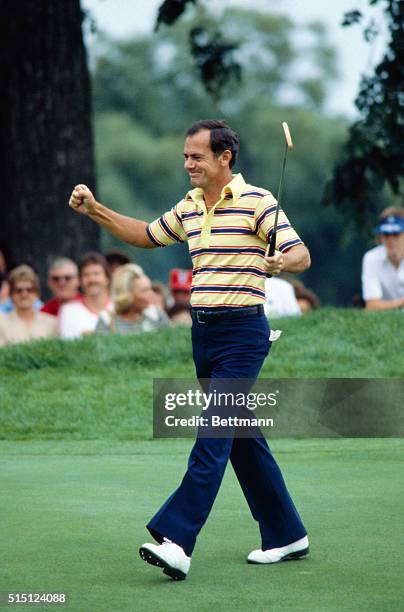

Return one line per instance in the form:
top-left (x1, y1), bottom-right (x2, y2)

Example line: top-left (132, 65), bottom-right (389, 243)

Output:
top-left (0, 308), bottom-right (402, 440)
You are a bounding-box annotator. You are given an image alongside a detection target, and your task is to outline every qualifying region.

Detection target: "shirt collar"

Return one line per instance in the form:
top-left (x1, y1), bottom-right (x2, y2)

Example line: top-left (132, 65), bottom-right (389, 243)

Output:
top-left (186, 173), bottom-right (247, 209)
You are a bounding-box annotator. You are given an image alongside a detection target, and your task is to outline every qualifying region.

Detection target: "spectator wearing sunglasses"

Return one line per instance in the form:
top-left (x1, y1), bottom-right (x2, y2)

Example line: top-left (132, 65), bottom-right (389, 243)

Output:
top-left (0, 265), bottom-right (57, 347)
top-left (0, 250), bottom-right (44, 313)
top-left (41, 257), bottom-right (81, 317)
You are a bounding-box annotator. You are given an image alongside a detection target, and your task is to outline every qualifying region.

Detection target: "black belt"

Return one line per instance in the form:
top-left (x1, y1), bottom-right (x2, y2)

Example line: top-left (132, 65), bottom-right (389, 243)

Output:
top-left (191, 305), bottom-right (264, 324)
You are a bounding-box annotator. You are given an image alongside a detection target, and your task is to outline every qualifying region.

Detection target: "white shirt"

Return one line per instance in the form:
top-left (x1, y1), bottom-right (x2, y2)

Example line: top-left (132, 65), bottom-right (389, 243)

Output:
top-left (264, 277), bottom-right (302, 318)
top-left (361, 245), bottom-right (404, 301)
top-left (59, 300), bottom-right (112, 339)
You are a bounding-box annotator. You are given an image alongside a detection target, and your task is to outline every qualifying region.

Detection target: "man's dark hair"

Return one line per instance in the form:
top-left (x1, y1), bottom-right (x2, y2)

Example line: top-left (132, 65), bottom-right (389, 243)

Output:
top-left (79, 251), bottom-right (110, 279)
top-left (186, 119), bottom-right (240, 168)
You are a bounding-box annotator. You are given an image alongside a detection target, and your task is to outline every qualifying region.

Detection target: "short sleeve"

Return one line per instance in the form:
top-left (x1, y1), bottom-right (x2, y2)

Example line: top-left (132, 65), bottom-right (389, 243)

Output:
top-left (255, 194), bottom-right (303, 252)
top-left (146, 203), bottom-right (187, 248)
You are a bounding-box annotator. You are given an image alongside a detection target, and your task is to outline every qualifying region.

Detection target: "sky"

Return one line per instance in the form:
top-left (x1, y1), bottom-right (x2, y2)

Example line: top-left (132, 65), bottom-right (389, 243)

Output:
top-left (81, 0), bottom-right (389, 117)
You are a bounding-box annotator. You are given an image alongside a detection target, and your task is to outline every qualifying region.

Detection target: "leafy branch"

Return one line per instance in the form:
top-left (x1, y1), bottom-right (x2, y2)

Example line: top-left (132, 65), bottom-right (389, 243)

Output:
top-left (323, 0), bottom-right (403, 226)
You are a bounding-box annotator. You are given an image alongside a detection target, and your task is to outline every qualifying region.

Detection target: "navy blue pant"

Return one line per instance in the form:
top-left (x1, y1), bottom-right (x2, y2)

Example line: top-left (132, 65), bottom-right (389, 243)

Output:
top-left (147, 310), bottom-right (307, 556)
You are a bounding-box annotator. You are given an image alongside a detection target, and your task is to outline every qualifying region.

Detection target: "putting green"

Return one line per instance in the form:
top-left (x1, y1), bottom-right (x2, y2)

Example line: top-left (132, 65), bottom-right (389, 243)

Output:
top-left (1, 439), bottom-right (403, 612)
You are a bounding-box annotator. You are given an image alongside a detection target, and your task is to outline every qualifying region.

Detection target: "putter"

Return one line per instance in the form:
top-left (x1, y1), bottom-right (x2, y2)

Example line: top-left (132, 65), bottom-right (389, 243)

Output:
top-left (266, 122), bottom-right (293, 278)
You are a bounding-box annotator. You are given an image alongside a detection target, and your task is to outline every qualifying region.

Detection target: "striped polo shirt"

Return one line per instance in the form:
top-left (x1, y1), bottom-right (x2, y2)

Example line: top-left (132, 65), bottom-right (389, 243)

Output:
top-left (146, 173), bottom-right (303, 308)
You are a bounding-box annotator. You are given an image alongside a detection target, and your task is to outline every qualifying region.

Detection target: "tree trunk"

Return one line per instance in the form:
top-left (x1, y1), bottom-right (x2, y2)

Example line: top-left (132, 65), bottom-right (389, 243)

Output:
top-left (0, 0), bottom-right (99, 281)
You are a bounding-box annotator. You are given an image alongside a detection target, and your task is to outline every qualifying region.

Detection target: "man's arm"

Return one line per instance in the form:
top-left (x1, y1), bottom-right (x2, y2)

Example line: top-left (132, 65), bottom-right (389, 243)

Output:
top-left (69, 185), bottom-right (155, 249)
top-left (365, 297), bottom-right (404, 311)
top-left (264, 244), bottom-right (311, 276)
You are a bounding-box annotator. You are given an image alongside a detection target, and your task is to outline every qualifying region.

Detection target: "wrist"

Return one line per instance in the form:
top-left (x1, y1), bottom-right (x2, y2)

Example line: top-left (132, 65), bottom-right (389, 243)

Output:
top-left (280, 251), bottom-right (289, 272)
top-left (87, 200), bottom-right (100, 219)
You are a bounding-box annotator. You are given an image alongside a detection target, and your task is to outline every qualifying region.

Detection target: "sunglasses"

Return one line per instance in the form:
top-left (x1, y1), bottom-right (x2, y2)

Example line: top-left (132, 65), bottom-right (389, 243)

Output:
top-left (50, 275), bottom-right (76, 282)
top-left (13, 286), bottom-right (36, 294)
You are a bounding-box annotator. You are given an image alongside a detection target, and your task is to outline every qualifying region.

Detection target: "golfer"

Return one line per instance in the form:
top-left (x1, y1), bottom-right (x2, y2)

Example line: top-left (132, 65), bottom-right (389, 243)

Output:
top-left (69, 119), bottom-right (311, 580)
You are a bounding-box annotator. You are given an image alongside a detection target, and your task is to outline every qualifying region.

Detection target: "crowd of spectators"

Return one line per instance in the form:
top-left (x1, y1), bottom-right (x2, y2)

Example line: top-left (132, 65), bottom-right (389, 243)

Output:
top-left (1, 204), bottom-right (402, 348)
top-left (0, 244), bottom-right (322, 348)
top-left (0, 249), bottom-right (192, 348)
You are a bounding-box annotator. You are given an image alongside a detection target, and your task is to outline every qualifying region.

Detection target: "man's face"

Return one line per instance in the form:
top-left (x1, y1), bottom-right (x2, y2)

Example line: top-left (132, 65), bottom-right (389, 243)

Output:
top-left (80, 264), bottom-right (109, 298)
top-left (183, 130), bottom-right (227, 190)
top-left (380, 232), bottom-right (404, 261)
top-left (11, 282), bottom-right (38, 311)
top-left (48, 263), bottom-right (79, 301)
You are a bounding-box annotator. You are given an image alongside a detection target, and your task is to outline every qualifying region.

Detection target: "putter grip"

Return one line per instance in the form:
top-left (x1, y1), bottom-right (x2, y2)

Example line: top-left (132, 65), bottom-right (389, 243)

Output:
top-left (265, 232), bottom-right (277, 278)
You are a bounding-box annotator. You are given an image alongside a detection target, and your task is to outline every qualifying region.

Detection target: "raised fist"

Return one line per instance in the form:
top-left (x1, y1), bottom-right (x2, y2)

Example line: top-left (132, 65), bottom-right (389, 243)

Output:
top-left (69, 184), bottom-right (97, 216)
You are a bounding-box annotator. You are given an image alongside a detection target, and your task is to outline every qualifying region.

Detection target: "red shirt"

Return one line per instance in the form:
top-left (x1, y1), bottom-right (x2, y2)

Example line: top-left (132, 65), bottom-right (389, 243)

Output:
top-left (41, 293), bottom-right (81, 317)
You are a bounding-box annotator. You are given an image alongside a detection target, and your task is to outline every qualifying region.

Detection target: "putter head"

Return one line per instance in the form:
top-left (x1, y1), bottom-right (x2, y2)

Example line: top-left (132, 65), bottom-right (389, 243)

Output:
top-left (282, 122), bottom-right (293, 150)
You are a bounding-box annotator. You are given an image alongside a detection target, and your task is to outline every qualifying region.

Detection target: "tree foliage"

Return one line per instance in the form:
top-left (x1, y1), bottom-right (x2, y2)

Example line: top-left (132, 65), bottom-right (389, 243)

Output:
top-left (323, 0), bottom-right (404, 227)
top-left (189, 26), bottom-right (241, 97)
top-left (156, 0), bottom-right (241, 97)
top-left (156, 0), bottom-right (198, 29)
top-left (152, 2), bottom-right (337, 107)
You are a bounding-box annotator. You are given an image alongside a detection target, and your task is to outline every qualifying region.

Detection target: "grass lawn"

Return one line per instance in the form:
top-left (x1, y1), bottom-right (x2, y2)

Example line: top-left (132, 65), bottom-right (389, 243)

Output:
top-left (0, 309), bottom-right (403, 440)
top-left (1, 438), bottom-right (404, 612)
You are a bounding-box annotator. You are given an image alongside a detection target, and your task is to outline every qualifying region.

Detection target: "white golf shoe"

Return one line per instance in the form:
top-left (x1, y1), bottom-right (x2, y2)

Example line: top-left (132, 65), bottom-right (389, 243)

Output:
top-left (247, 535), bottom-right (309, 564)
top-left (139, 539), bottom-right (191, 581)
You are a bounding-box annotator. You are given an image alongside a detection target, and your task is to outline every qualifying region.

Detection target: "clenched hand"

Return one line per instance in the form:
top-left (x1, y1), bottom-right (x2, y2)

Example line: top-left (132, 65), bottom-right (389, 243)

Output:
top-left (69, 184), bottom-right (97, 216)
